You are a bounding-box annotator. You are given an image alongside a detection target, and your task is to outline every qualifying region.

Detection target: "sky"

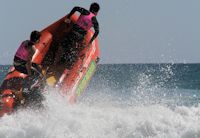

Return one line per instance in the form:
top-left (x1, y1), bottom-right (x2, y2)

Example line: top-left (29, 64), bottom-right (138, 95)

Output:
top-left (0, 0), bottom-right (200, 64)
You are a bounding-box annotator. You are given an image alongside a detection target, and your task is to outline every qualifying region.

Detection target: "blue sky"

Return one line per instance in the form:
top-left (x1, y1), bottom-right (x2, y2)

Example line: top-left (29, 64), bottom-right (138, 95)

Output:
top-left (0, 0), bottom-right (200, 64)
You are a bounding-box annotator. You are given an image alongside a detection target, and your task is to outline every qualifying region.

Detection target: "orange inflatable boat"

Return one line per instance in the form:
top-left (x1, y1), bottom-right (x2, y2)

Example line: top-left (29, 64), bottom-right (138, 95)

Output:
top-left (0, 14), bottom-right (100, 116)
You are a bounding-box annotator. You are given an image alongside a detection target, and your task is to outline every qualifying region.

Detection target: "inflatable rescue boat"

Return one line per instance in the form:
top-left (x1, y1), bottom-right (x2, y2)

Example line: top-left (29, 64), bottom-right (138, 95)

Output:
top-left (0, 14), bottom-right (100, 116)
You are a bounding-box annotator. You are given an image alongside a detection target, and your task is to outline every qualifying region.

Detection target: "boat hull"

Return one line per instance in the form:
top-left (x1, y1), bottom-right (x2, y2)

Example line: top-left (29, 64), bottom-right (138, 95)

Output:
top-left (0, 14), bottom-right (100, 116)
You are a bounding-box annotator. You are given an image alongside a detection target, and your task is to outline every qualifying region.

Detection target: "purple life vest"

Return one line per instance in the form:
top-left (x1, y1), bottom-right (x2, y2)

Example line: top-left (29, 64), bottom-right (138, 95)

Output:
top-left (15, 40), bottom-right (31, 61)
top-left (76, 12), bottom-right (95, 31)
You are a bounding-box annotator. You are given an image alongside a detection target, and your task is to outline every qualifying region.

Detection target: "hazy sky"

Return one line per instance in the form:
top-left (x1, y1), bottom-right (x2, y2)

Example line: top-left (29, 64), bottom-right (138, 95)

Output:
top-left (0, 0), bottom-right (200, 64)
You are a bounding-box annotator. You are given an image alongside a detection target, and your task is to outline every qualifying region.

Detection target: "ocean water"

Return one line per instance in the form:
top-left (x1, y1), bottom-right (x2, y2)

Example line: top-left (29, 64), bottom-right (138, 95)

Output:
top-left (0, 64), bottom-right (200, 138)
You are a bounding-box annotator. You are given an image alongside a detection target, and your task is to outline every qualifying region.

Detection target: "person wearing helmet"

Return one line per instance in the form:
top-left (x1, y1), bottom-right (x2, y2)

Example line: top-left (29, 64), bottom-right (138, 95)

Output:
top-left (13, 30), bottom-right (42, 76)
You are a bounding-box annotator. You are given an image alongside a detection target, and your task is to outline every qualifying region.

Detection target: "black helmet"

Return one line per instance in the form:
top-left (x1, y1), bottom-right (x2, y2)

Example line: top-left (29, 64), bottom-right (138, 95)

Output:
top-left (30, 30), bottom-right (41, 43)
top-left (89, 2), bottom-right (100, 13)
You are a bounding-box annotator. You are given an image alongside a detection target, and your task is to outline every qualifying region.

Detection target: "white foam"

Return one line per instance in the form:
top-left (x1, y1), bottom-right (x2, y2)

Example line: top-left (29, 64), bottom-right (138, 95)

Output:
top-left (0, 88), bottom-right (200, 138)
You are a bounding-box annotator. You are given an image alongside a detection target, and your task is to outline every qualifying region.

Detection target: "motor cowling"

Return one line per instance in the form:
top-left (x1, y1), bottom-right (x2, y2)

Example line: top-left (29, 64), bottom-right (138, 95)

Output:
top-left (0, 89), bottom-right (15, 117)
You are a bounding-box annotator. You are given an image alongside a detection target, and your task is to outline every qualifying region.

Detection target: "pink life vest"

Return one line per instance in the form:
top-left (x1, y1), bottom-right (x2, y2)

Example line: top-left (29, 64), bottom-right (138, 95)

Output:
top-left (15, 40), bottom-right (30, 61)
top-left (76, 12), bottom-right (95, 31)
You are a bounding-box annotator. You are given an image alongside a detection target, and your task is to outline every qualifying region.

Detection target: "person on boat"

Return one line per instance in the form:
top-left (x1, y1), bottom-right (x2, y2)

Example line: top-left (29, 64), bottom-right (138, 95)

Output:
top-left (13, 30), bottom-right (43, 77)
top-left (53, 3), bottom-right (100, 85)
top-left (64, 2), bottom-right (100, 48)
top-left (12, 30), bottom-right (45, 105)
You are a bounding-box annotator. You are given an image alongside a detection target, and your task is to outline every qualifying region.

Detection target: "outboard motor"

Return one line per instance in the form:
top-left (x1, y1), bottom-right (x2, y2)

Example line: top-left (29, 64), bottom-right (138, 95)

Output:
top-left (0, 89), bottom-right (15, 117)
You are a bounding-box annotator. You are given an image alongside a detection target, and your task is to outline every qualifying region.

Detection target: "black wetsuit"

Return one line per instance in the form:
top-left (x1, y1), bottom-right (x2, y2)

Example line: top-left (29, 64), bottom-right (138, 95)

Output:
top-left (61, 6), bottom-right (99, 69)
top-left (67, 6), bottom-right (99, 44)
